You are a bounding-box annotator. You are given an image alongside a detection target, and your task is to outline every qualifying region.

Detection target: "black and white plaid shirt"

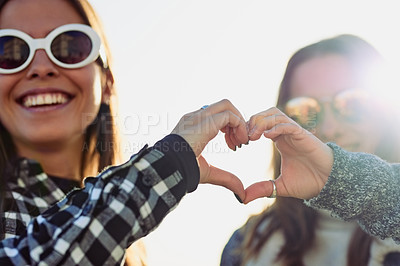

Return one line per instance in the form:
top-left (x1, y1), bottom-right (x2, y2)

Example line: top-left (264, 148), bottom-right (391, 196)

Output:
top-left (0, 134), bottom-right (199, 265)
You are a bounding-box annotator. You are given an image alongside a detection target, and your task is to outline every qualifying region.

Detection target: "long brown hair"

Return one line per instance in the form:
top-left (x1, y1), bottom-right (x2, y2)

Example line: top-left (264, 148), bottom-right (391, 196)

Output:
top-left (242, 34), bottom-right (400, 266)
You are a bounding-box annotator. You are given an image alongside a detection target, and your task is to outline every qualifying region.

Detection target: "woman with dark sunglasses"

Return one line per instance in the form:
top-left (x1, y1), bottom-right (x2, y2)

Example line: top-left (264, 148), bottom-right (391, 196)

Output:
top-left (221, 35), bottom-right (400, 266)
top-left (0, 0), bottom-right (249, 265)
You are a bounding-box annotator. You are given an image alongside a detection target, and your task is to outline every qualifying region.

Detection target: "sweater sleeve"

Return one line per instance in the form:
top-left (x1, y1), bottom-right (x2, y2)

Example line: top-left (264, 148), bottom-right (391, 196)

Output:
top-left (0, 134), bottom-right (200, 265)
top-left (305, 143), bottom-right (400, 243)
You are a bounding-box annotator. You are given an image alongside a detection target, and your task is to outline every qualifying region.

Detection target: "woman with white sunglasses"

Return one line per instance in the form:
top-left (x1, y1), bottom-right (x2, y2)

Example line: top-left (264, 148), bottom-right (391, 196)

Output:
top-left (222, 34), bottom-right (400, 266)
top-left (0, 0), bottom-right (249, 265)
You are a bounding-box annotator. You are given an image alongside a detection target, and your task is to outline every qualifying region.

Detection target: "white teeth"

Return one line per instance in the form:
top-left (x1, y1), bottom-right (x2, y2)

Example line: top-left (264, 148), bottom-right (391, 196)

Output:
top-left (45, 94), bottom-right (52, 104)
top-left (36, 95), bottom-right (44, 105)
top-left (22, 93), bottom-right (69, 107)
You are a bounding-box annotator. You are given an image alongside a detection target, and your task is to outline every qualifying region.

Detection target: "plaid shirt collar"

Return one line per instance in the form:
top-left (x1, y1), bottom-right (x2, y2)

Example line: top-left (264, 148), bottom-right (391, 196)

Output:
top-left (2, 158), bottom-right (78, 239)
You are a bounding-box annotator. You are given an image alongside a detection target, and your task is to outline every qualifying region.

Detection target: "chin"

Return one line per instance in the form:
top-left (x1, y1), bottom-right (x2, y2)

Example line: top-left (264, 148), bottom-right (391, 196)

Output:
top-left (19, 130), bottom-right (83, 149)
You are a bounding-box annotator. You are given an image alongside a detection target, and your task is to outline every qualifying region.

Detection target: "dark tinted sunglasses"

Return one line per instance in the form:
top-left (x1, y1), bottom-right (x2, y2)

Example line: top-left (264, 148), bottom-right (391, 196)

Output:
top-left (284, 90), bottom-right (372, 129)
top-left (0, 24), bottom-right (104, 74)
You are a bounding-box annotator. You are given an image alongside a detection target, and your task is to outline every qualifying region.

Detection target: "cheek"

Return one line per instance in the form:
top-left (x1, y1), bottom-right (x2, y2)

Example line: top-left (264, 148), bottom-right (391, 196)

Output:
top-left (345, 122), bottom-right (373, 137)
top-left (66, 66), bottom-right (103, 128)
top-left (70, 66), bottom-right (103, 105)
top-left (0, 74), bottom-right (18, 94)
top-left (0, 75), bottom-right (19, 122)
top-left (83, 69), bottom-right (103, 127)
top-left (349, 121), bottom-right (382, 150)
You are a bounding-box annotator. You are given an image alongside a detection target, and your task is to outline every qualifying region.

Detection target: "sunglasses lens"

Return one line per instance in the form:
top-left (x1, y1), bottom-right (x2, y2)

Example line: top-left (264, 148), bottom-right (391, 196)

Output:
top-left (51, 30), bottom-right (92, 65)
top-left (0, 36), bottom-right (30, 70)
top-left (334, 90), bottom-right (369, 122)
top-left (285, 97), bottom-right (321, 128)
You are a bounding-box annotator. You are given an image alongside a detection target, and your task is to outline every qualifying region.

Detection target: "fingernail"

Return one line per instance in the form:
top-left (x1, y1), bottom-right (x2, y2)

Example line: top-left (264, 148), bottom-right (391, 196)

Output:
top-left (238, 144), bottom-right (242, 148)
top-left (234, 193), bottom-right (243, 204)
top-left (245, 140), bottom-right (249, 145)
top-left (233, 146), bottom-right (237, 151)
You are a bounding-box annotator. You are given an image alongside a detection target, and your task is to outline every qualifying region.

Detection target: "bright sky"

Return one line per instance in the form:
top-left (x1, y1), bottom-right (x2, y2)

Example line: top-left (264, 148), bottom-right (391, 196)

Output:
top-left (90, 1), bottom-right (400, 265)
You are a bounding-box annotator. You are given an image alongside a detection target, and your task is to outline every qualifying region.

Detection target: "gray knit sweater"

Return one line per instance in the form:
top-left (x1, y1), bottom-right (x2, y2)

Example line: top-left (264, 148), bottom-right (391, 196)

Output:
top-left (306, 143), bottom-right (400, 244)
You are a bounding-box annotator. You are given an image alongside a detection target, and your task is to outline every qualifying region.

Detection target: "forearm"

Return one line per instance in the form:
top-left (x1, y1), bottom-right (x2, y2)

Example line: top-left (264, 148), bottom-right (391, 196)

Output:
top-left (305, 143), bottom-right (400, 243)
top-left (0, 134), bottom-right (199, 265)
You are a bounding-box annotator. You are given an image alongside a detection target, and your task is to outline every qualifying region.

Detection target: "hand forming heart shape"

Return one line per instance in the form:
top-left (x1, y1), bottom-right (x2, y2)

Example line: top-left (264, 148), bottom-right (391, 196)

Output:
top-left (172, 99), bottom-right (334, 204)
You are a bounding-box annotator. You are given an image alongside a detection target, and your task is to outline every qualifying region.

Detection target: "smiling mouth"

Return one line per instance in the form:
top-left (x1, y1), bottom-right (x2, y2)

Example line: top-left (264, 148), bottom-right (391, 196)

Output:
top-left (20, 92), bottom-right (71, 108)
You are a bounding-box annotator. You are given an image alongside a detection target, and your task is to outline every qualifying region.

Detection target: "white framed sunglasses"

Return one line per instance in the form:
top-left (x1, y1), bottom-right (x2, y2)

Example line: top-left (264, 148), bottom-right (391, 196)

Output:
top-left (0, 23), bottom-right (103, 74)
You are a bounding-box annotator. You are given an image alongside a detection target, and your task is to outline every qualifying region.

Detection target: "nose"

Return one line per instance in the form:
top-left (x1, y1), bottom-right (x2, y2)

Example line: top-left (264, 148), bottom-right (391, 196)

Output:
top-left (317, 104), bottom-right (343, 142)
top-left (25, 49), bottom-right (59, 78)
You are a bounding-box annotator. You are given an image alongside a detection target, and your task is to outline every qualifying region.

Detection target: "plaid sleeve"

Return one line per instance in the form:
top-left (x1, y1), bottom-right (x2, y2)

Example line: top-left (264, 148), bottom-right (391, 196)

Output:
top-left (0, 134), bottom-right (199, 265)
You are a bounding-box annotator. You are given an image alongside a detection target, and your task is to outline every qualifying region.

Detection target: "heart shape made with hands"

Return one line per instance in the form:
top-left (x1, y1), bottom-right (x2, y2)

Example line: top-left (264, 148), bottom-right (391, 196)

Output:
top-left (213, 108), bottom-right (332, 204)
top-left (174, 101), bottom-right (332, 205)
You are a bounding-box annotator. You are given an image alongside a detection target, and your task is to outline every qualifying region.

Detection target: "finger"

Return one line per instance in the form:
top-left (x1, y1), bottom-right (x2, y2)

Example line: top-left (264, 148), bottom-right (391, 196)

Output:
top-left (263, 122), bottom-right (309, 141)
top-left (224, 127), bottom-right (241, 151)
top-left (230, 127), bottom-right (244, 148)
top-left (224, 127), bottom-right (236, 150)
top-left (248, 114), bottom-right (292, 141)
top-left (175, 102), bottom-right (248, 156)
top-left (211, 111), bottom-right (248, 144)
top-left (243, 181), bottom-right (273, 204)
top-left (205, 165), bottom-right (246, 200)
top-left (223, 126), bottom-right (236, 150)
top-left (201, 99), bottom-right (246, 123)
top-left (243, 179), bottom-right (288, 204)
top-left (220, 125), bottom-right (229, 134)
top-left (221, 124), bottom-right (246, 150)
top-left (247, 107), bottom-right (282, 131)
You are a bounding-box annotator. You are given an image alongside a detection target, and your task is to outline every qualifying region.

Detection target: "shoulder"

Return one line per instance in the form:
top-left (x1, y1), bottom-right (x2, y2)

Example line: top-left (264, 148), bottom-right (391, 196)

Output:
top-left (220, 217), bottom-right (273, 266)
top-left (220, 228), bottom-right (245, 266)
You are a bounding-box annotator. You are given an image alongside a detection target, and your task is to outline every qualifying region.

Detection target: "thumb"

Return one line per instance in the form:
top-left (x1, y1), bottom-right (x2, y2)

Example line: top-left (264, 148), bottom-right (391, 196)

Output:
top-left (243, 178), bottom-right (288, 204)
top-left (203, 164), bottom-right (246, 201)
